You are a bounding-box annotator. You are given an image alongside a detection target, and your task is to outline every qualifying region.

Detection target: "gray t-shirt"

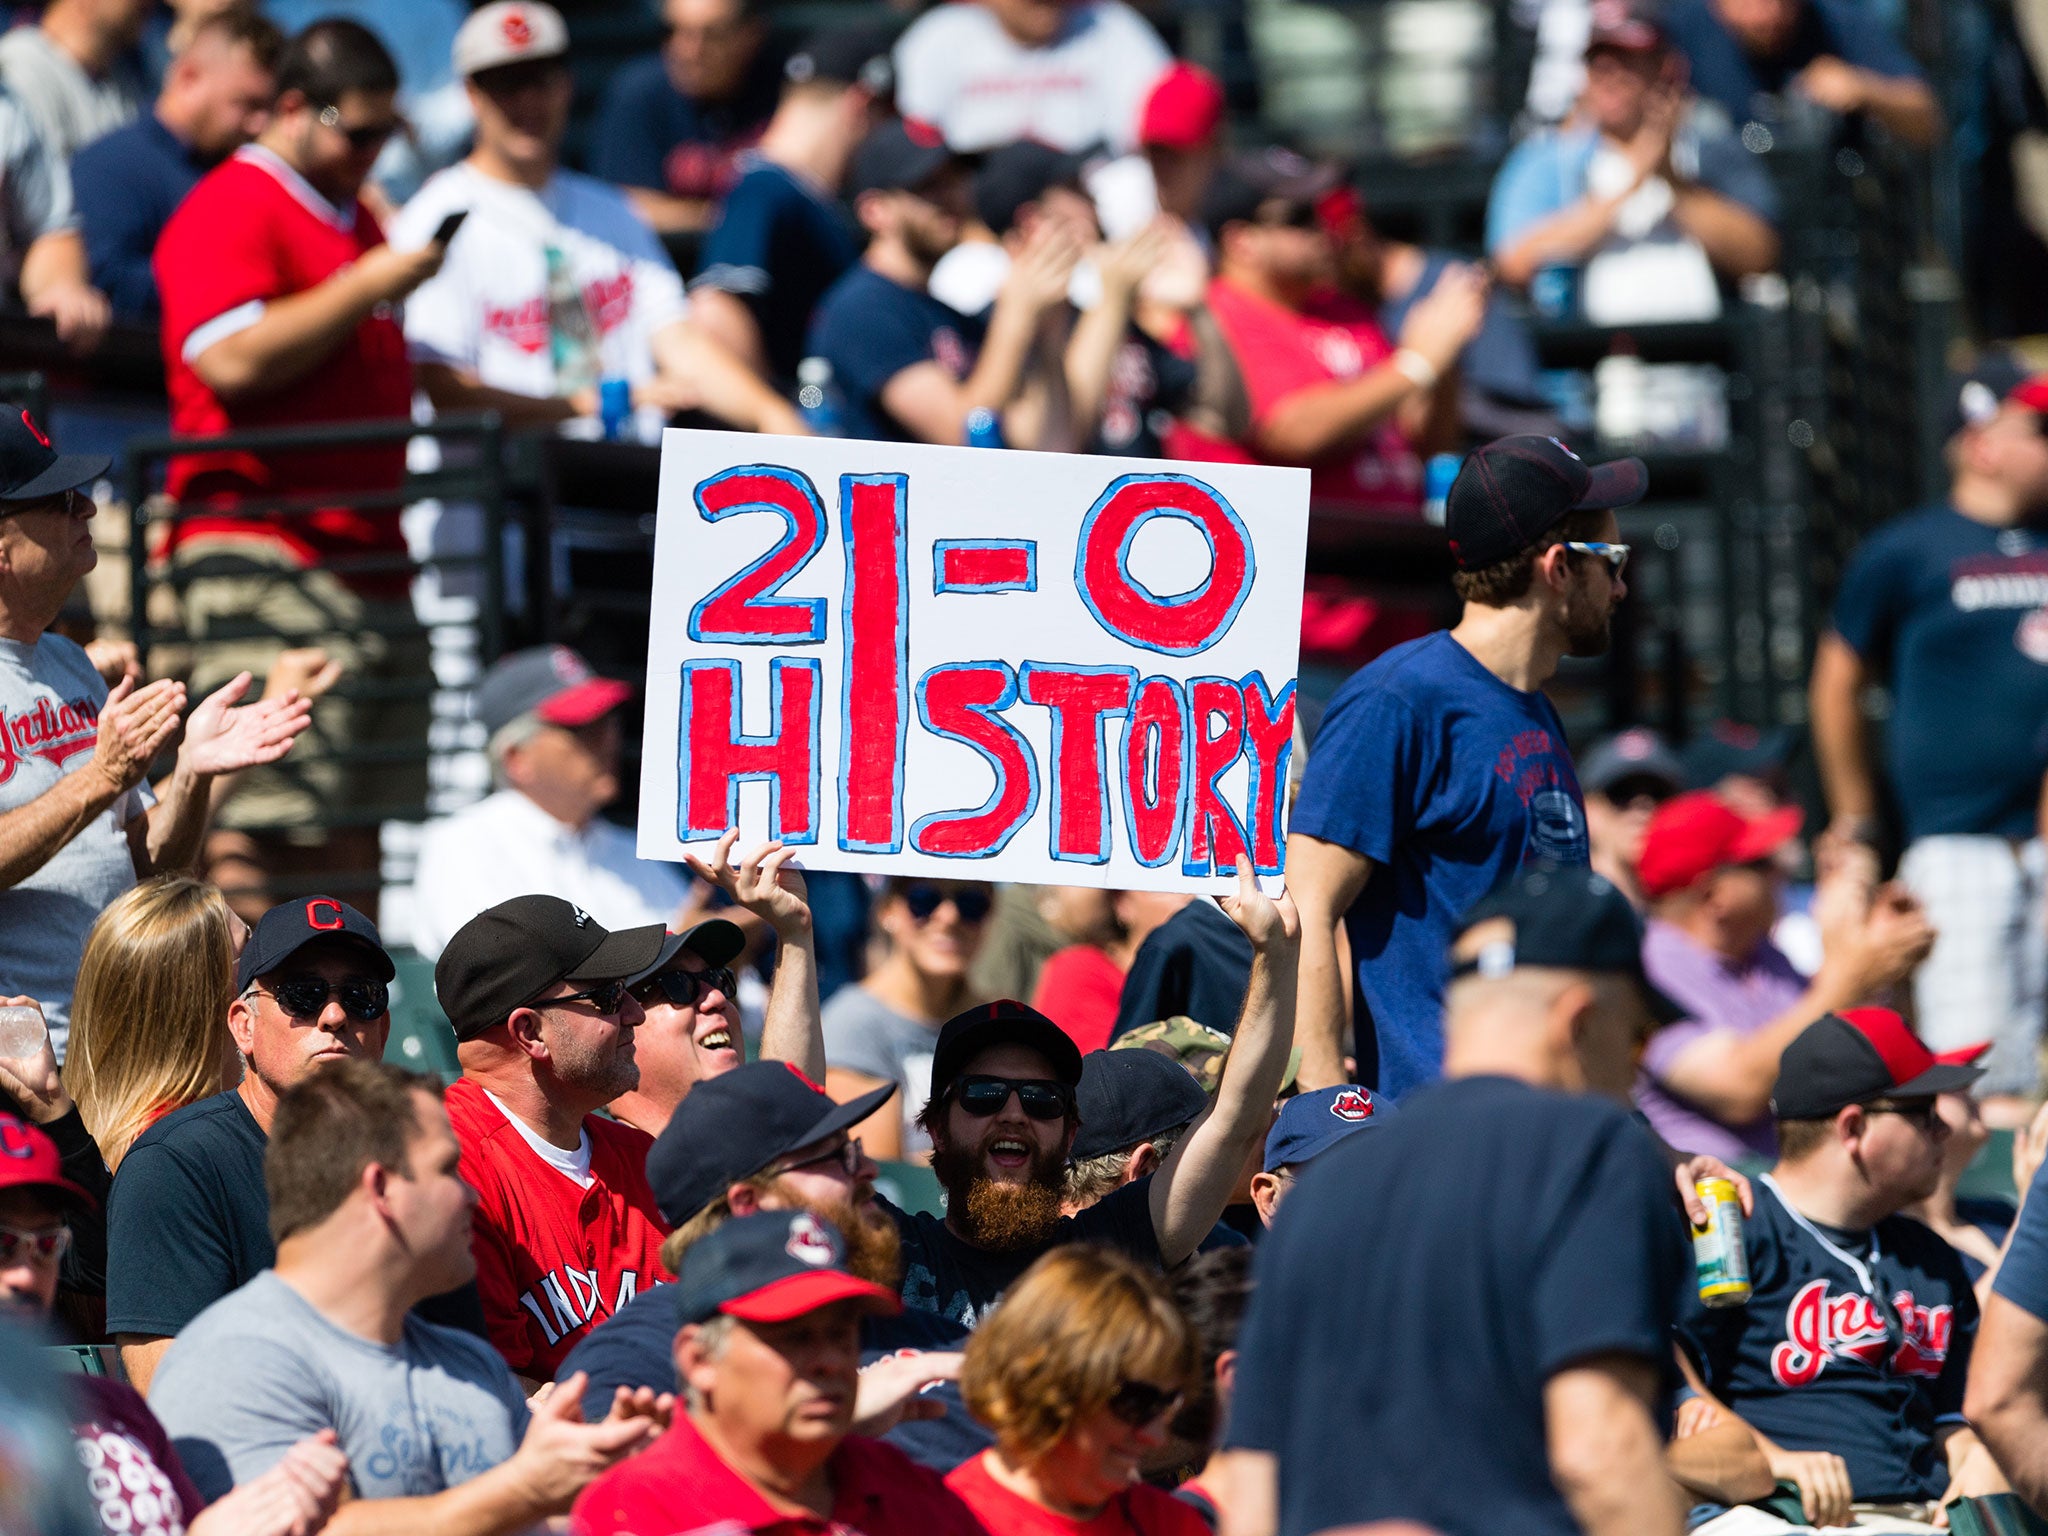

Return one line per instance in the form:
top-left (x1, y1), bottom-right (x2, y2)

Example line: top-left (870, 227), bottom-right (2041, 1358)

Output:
top-left (150, 1271), bottom-right (530, 1504)
top-left (0, 635), bottom-right (145, 1053)
top-left (821, 985), bottom-right (941, 1156)
top-left (0, 30), bottom-right (145, 161)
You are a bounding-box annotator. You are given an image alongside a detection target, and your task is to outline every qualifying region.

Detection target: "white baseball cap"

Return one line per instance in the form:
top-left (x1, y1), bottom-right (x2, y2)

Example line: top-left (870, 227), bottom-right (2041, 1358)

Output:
top-left (453, 0), bottom-right (569, 78)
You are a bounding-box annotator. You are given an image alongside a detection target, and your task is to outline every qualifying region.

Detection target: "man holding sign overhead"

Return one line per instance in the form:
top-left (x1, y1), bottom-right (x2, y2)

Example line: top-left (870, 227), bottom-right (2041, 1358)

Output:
top-left (1287, 434), bottom-right (1645, 1100)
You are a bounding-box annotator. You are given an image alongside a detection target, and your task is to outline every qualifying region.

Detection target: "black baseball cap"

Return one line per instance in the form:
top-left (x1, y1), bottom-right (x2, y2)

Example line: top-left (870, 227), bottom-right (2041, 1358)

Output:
top-left (434, 895), bottom-right (667, 1040)
top-left (1452, 863), bottom-right (1683, 1024)
top-left (1772, 1007), bottom-right (1986, 1120)
top-left (1444, 435), bottom-right (1647, 571)
top-left (1681, 719), bottom-right (1796, 790)
top-left (1950, 352), bottom-right (2038, 438)
top-left (1201, 147), bottom-right (1344, 240)
top-left (645, 1060), bottom-right (895, 1224)
top-left (0, 404), bottom-right (108, 504)
top-left (974, 141), bottom-right (1095, 234)
top-left (1578, 727), bottom-right (1685, 799)
top-left (674, 1210), bottom-right (900, 1326)
top-left (850, 117), bottom-right (966, 200)
top-left (929, 999), bottom-right (1084, 1106)
top-left (237, 896), bottom-right (394, 991)
top-left (1070, 1047), bottom-right (1209, 1160)
top-left (783, 24), bottom-right (895, 96)
top-left (631, 916), bottom-right (748, 985)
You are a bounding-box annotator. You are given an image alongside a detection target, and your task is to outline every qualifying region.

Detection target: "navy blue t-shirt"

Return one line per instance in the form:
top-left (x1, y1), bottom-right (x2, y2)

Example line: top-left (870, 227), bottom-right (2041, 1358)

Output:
top-left (1109, 898), bottom-right (1253, 1041)
top-left (1225, 1076), bottom-right (1687, 1536)
top-left (1662, 0), bottom-right (1925, 126)
top-left (1994, 1159), bottom-right (2048, 1324)
top-left (72, 112), bottom-right (207, 319)
top-left (586, 51), bottom-right (781, 202)
top-left (1830, 506), bottom-right (2048, 841)
top-left (806, 265), bottom-right (987, 443)
top-left (692, 157), bottom-right (860, 387)
top-left (557, 1280), bottom-right (991, 1471)
top-left (1289, 631), bottom-right (1589, 1099)
top-left (1677, 1175), bottom-right (1977, 1503)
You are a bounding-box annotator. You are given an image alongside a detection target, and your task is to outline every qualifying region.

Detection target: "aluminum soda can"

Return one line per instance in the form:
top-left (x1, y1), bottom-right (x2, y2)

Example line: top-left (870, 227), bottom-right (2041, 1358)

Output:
top-left (1692, 1177), bottom-right (1752, 1307)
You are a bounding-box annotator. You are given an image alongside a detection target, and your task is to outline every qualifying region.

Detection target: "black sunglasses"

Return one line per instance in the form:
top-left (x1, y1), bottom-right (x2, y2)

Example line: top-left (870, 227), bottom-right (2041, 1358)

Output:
top-left (1107, 1380), bottom-right (1185, 1427)
top-left (1867, 1098), bottom-right (1941, 1130)
top-left (547, 978), bottom-right (632, 1016)
top-left (953, 1074), bottom-right (1073, 1121)
top-left (317, 103), bottom-right (400, 151)
top-left (902, 884), bottom-right (992, 924)
top-left (630, 965), bottom-right (737, 1009)
top-left (254, 975), bottom-right (389, 1022)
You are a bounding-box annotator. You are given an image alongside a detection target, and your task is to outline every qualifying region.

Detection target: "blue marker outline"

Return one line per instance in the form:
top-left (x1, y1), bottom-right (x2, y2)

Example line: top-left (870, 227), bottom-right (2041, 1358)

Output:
top-left (1073, 473), bottom-right (1258, 657)
top-left (1019, 661), bottom-right (1136, 866)
top-left (1181, 674), bottom-right (1252, 877)
top-left (676, 656), bottom-right (821, 845)
top-left (1239, 672), bottom-right (1296, 877)
top-left (837, 472), bottom-right (909, 854)
top-left (686, 465), bottom-right (828, 645)
top-left (1116, 675), bottom-right (1191, 870)
top-left (908, 660), bottom-right (1041, 859)
top-left (932, 538), bottom-right (1039, 595)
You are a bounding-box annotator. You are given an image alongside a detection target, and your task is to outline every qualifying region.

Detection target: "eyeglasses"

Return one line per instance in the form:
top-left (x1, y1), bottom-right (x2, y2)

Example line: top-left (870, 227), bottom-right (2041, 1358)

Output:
top-left (902, 884), bottom-right (992, 924)
top-left (0, 488), bottom-right (89, 519)
top-left (0, 1223), bottom-right (71, 1267)
top-left (952, 1074), bottom-right (1074, 1121)
top-left (1106, 1380), bottom-right (1184, 1427)
top-left (1867, 1099), bottom-right (1941, 1130)
top-left (317, 103), bottom-right (400, 151)
top-left (251, 975), bottom-right (389, 1022)
top-left (1562, 541), bottom-right (1631, 576)
top-left (546, 978), bottom-right (633, 1016)
top-left (770, 1137), bottom-right (865, 1179)
top-left (630, 965), bottom-right (737, 1010)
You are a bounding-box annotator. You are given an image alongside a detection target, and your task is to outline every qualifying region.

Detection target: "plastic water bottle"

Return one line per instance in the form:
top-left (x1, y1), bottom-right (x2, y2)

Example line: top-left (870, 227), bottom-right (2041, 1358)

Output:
top-left (0, 1005), bottom-right (46, 1059)
top-left (964, 407), bottom-right (1005, 449)
top-left (796, 357), bottom-right (845, 437)
top-left (1422, 452), bottom-right (1461, 526)
top-left (598, 377), bottom-right (632, 441)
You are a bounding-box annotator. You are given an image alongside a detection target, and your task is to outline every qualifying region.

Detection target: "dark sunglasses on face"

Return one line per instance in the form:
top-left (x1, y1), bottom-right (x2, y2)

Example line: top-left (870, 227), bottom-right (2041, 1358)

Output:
top-left (0, 1223), bottom-right (72, 1266)
top-left (1867, 1098), bottom-right (1940, 1130)
top-left (771, 1137), bottom-right (865, 1179)
top-left (630, 965), bottom-right (738, 1009)
top-left (902, 884), bottom-right (992, 924)
top-left (547, 978), bottom-right (632, 1016)
top-left (953, 1074), bottom-right (1073, 1121)
top-left (317, 103), bottom-right (399, 151)
top-left (255, 975), bottom-right (389, 1021)
top-left (1106, 1380), bottom-right (1184, 1427)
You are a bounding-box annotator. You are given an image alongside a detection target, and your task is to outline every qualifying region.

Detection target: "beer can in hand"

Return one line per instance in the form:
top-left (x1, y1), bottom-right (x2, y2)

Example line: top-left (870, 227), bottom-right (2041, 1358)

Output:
top-left (1692, 1177), bottom-right (1752, 1307)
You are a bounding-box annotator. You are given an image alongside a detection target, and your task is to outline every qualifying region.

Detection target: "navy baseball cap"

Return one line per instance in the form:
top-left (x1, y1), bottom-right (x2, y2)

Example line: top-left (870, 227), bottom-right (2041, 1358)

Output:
top-left (1263, 1085), bottom-right (1388, 1173)
top-left (645, 1061), bottom-right (894, 1225)
top-left (1578, 727), bottom-right (1685, 800)
top-left (631, 916), bottom-right (748, 985)
top-left (783, 24), bottom-right (895, 95)
top-left (850, 117), bottom-right (965, 200)
top-left (1452, 864), bottom-right (1683, 1024)
top-left (434, 895), bottom-right (667, 1040)
top-left (929, 1000), bottom-right (1084, 1106)
top-left (974, 141), bottom-right (1095, 235)
top-left (1070, 1047), bottom-right (1209, 1160)
top-left (1772, 1007), bottom-right (1986, 1120)
top-left (1681, 720), bottom-right (1796, 790)
top-left (1445, 435), bottom-right (1647, 571)
top-left (674, 1210), bottom-right (900, 1326)
top-left (237, 896), bottom-right (394, 991)
top-left (473, 645), bottom-right (631, 737)
top-left (0, 405), bottom-right (108, 504)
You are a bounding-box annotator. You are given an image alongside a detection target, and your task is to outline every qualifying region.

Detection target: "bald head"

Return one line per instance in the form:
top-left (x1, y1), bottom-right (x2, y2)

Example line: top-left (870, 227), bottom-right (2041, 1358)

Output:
top-left (1442, 918), bottom-right (1651, 1102)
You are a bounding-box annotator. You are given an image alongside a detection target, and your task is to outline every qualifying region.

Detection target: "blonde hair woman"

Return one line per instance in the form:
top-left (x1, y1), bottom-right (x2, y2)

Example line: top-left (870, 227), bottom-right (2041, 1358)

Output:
top-left (65, 877), bottom-right (242, 1170)
top-left (947, 1246), bottom-right (1210, 1536)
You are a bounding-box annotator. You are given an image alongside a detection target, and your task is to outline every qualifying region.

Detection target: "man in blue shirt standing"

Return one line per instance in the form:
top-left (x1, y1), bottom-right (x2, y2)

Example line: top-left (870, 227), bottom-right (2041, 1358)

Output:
top-left (72, 11), bottom-right (283, 319)
top-left (1286, 433), bottom-right (1644, 1096)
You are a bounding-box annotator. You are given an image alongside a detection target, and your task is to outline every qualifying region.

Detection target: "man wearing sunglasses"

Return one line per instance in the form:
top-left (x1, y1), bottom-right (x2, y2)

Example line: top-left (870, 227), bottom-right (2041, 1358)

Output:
top-left (105, 893), bottom-right (400, 1393)
top-left (1675, 1008), bottom-right (1994, 1530)
top-left (1287, 432), bottom-right (1644, 1100)
top-left (437, 894), bottom-right (678, 1384)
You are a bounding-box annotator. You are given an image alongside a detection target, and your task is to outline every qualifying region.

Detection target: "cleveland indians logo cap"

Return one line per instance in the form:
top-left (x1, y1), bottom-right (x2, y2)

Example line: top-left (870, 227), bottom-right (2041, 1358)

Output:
top-left (0, 403), bottom-right (109, 504)
top-left (237, 896), bottom-right (394, 992)
top-left (673, 1210), bottom-right (901, 1326)
top-left (1263, 1084), bottom-right (1391, 1173)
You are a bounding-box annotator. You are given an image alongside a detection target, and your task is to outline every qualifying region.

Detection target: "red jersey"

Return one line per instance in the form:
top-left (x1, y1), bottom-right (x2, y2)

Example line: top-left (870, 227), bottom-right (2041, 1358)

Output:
top-left (1030, 945), bottom-right (1126, 1054)
top-left (571, 1416), bottom-right (990, 1536)
top-left (153, 145), bottom-right (413, 578)
top-left (946, 1452), bottom-right (1212, 1536)
top-left (444, 1077), bottom-right (672, 1381)
top-left (1190, 277), bottom-right (1424, 518)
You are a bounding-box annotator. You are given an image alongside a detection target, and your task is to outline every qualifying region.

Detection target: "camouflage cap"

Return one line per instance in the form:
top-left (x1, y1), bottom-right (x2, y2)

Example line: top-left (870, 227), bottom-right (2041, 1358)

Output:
top-left (1111, 1016), bottom-right (1303, 1093)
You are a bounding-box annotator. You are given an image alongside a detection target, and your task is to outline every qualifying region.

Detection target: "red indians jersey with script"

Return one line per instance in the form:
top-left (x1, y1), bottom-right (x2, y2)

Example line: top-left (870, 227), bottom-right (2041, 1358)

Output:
top-left (445, 1077), bottom-right (672, 1380)
top-left (1676, 1174), bottom-right (1976, 1502)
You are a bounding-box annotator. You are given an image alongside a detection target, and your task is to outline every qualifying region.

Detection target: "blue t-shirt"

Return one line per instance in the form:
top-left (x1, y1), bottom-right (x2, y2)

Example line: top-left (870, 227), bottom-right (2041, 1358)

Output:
top-left (692, 157), bottom-right (861, 386)
top-left (1289, 631), bottom-right (1590, 1099)
top-left (1677, 1175), bottom-right (1976, 1503)
top-left (1662, 0), bottom-right (1925, 126)
top-left (72, 112), bottom-right (208, 319)
top-left (1830, 505), bottom-right (2048, 841)
top-left (1995, 1159), bottom-right (2048, 1322)
top-left (806, 265), bottom-right (987, 443)
top-left (558, 1280), bottom-right (989, 1472)
top-left (586, 52), bottom-right (781, 200)
top-left (1225, 1075), bottom-right (1686, 1536)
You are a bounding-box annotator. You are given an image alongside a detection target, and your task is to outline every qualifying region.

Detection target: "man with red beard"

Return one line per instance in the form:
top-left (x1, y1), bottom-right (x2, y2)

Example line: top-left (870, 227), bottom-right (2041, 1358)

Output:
top-left (902, 859), bottom-right (1298, 1327)
top-left (558, 1059), bottom-right (989, 1472)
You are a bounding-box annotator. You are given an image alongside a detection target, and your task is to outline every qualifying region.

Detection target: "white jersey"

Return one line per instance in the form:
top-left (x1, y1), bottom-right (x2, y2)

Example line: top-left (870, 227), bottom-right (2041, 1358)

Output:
top-left (892, 0), bottom-right (1171, 154)
top-left (390, 161), bottom-right (688, 399)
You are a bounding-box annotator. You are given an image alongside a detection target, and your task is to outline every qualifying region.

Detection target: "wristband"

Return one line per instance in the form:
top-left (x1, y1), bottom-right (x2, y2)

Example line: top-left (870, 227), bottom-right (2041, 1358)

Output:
top-left (1392, 348), bottom-right (1439, 391)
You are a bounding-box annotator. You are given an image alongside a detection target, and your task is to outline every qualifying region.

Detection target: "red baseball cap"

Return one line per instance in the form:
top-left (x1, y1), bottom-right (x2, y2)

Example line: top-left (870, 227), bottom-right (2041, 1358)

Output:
top-left (1139, 62), bottom-right (1225, 151)
top-left (1637, 790), bottom-right (1803, 899)
top-left (2009, 374), bottom-right (2048, 415)
top-left (1773, 1007), bottom-right (1986, 1119)
top-left (0, 1114), bottom-right (96, 1214)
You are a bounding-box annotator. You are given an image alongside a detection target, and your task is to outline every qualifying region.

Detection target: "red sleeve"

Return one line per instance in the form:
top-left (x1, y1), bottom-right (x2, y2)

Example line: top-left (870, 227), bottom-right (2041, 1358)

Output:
top-left (155, 170), bottom-right (290, 357)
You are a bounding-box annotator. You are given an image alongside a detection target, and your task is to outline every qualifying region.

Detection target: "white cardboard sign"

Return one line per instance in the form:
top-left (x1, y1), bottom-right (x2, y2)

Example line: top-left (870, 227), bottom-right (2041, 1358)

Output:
top-left (636, 430), bottom-right (1310, 891)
